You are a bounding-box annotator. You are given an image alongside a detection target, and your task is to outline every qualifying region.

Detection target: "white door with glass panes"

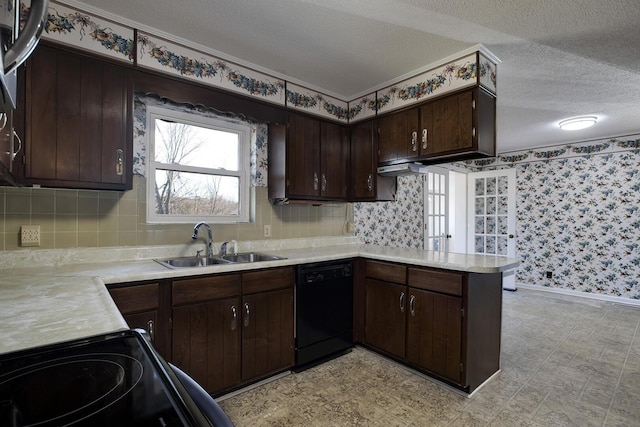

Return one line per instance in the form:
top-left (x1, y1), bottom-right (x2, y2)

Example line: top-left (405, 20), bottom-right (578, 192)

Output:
top-left (423, 167), bottom-right (450, 252)
top-left (467, 169), bottom-right (517, 289)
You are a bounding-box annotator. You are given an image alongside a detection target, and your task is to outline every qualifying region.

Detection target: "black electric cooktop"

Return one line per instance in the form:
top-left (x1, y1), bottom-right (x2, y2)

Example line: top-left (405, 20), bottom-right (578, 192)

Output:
top-left (0, 330), bottom-right (210, 426)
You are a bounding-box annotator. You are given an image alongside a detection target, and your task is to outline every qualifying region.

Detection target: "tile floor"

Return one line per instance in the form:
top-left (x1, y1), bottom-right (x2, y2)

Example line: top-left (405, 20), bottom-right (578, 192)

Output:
top-left (218, 288), bottom-right (640, 426)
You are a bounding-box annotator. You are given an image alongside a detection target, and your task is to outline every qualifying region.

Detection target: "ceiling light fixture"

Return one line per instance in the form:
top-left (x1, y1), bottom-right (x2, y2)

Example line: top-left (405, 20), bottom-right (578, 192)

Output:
top-left (559, 116), bottom-right (597, 131)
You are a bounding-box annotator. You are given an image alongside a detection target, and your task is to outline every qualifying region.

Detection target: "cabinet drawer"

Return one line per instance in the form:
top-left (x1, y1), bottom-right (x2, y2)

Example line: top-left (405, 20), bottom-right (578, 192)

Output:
top-left (407, 268), bottom-right (463, 296)
top-left (365, 260), bottom-right (406, 284)
top-left (109, 283), bottom-right (159, 314)
top-left (242, 267), bottom-right (294, 294)
top-left (172, 274), bottom-right (241, 305)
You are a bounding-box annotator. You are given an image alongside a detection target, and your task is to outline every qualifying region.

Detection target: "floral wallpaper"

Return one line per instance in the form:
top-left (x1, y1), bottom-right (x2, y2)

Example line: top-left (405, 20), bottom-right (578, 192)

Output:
top-left (353, 135), bottom-right (640, 300)
top-left (462, 135), bottom-right (640, 300)
top-left (132, 95), bottom-right (268, 187)
top-left (354, 176), bottom-right (424, 249)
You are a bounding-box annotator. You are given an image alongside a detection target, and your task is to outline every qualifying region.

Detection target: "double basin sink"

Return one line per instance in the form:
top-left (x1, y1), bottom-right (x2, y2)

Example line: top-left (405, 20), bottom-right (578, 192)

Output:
top-left (155, 252), bottom-right (286, 269)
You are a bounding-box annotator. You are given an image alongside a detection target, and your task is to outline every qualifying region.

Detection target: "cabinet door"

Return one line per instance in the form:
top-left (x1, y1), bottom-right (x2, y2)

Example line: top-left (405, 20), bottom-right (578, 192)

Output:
top-left (420, 90), bottom-right (474, 157)
top-left (377, 108), bottom-right (419, 163)
top-left (0, 110), bottom-right (18, 183)
top-left (286, 113), bottom-right (320, 198)
top-left (364, 278), bottom-right (406, 359)
top-left (108, 283), bottom-right (166, 356)
top-left (121, 310), bottom-right (157, 339)
top-left (241, 287), bottom-right (294, 381)
top-left (406, 288), bottom-right (462, 384)
top-left (172, 297), bottom-right (242, 394)
top-left (320, 121), bottom-right (347, 199)
top-left (24, 44), bottom-right (132, 190)
top-left (350, 120), bottom-right (377, 199)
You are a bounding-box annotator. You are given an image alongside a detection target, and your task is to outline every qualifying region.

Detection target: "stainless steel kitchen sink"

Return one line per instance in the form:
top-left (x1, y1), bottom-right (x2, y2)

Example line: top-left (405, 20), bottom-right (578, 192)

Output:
top-left (155, 252), bottom-right (286, 268)
top-left (221, 252), bottom-right (287, 263)
top-left (154, 256), bottom-right (232, 269)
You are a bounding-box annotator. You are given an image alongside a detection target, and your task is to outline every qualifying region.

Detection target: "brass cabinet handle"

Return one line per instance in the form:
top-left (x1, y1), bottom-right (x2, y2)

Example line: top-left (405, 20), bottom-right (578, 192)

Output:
top-left (231, 305), bottom-right (237, 331)
top-left (411, 131), bottom-right (418, 151)
top-left (422, 129), bottom-right (427, 150)
top-left (116, 148), bottom-right (124, 176)
top-left (399, 291), bottom-right (405, 313)
top-left (367, 174), bottom-right (373, 192)
top-left (147, 320), bottom-right (154, 342)
top-left (313, 172), bottom-right (319, 191)
top-left (243, 303), bottom-right (250, 327)
top-left (409, 295), bottom-right (416, 317)
top-left (321, 173), bottom-right (327, 192)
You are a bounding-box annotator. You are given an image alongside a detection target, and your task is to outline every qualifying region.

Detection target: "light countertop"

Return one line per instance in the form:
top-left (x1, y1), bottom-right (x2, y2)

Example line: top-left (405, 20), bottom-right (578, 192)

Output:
top-left (0, 275), bottom-right (128, 355)
top-left (0, 240), bottom-right (519, 355)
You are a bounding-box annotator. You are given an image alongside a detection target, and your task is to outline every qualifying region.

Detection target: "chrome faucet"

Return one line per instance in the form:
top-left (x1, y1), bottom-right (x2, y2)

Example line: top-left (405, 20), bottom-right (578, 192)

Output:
top-left (192, 222), bottom-right (213, 258)
top-left (219, 240), bottom-right (238, 257)
top-left (219, 241), bottom-right (229, 257)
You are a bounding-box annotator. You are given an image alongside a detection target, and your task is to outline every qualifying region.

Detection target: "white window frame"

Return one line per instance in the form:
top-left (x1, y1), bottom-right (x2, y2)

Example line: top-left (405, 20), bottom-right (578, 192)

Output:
top-left (146, 106), bottom-right (251, 224)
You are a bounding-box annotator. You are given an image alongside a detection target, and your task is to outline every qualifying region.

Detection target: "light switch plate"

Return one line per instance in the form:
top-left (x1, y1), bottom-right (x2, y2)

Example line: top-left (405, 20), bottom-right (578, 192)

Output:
top-left (21, 225), bottom-right (40, 247)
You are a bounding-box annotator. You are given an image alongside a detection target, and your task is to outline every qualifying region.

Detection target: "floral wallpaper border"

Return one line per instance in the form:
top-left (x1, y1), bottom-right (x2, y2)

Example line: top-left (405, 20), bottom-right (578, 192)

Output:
top-left (348, 92), bottom-right (377, 122)
top-left (28, 2), bottom-right (497, 125)
top-left (132, 94), bottom-right (268, 188)
top-left (478, 52), bottom-right (497, 94)
top-left (284, 82), bottom-right (349, 123)
top-left (23, 0), bottom-right (134, 62)
top-left (375, 52), bottom-right (481, 115)
top-left (136, 32), bottom-right (286, 107)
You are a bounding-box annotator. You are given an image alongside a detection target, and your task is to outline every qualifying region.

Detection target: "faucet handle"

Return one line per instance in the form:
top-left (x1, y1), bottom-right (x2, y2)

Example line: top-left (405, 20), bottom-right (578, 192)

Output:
top-left (196, 249), bottom-right (204, 258)
top-left (219, 242), bottom-right (229, 257)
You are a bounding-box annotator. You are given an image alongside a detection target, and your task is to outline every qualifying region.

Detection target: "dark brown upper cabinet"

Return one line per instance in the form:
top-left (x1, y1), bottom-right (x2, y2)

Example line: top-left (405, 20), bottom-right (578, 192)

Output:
top-left (349, 120), bottom-right (396, 201)
top-left (21, 44), bottom-right (133, 190)
top-left (269, 113), bottom-right (348, 202)
top-left (377, 87), bottom-right (495, 166)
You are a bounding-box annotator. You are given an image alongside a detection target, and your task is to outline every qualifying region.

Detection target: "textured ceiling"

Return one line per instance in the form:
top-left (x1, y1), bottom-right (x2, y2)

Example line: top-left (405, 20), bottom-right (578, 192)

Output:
top-left (71, 0), bottom-right (640, 152)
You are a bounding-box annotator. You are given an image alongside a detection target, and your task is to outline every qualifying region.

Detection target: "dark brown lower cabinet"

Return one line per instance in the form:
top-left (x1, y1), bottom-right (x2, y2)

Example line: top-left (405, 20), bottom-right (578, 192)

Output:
top-left (241, 287), bottom-right (294, 381)
top-left (172, 297), bottom-right (241, 393)
top-left (362, 260), bottom-right (502, 393)
top-left (171, 274), bottom-right (242, 395)
top-left (108, 281), bottom-right (170, 358)
top-left (241, 267), bottom-right (295, 382)
top-left (170, 267), bottom-right (294, 395)
top-left (406, 288), bottom-right (462, 384)
top-left (364, 278), bottom-right (406, 359)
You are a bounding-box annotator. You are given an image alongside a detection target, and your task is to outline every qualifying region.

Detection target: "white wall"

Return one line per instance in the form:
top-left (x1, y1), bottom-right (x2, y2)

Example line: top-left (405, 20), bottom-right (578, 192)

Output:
top-left (448, 170), bottom-right (468, 254)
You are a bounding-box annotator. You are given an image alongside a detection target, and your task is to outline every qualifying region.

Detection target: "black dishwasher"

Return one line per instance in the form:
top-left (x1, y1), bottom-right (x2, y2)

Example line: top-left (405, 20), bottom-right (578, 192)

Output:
top-left (295, 260), bottom-right (353, 370)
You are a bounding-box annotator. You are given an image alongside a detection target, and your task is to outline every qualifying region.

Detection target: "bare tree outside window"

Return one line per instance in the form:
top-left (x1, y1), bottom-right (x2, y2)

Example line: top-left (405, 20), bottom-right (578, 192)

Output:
top-left (146, 106), bottom-right (250, 224)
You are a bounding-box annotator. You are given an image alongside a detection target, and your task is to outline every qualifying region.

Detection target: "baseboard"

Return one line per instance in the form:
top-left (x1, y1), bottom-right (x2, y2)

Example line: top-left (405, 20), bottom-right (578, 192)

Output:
top-left (516, 283), bottom-right (640, 307)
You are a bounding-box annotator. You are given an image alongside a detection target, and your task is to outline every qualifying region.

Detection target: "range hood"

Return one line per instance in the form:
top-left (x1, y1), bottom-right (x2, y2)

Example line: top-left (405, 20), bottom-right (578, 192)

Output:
top-left (377, 162), bottom-right (427, 176)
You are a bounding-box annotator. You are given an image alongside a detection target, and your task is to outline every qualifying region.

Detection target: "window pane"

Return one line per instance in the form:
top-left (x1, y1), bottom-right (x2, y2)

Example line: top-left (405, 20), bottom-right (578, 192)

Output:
top-left (153, 169), bottom-right (239, 216)
top-left (154, 120), bottom-right (239, 170)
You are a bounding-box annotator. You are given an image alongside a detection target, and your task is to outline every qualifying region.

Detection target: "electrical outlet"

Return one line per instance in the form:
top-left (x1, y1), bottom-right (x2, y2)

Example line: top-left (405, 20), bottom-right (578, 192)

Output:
top-left (546, 271), bottom-right (553, 279)
top-left (264, 224), bottom-right (272, 238)
top-left (21, 225), bottom-right (41, 247)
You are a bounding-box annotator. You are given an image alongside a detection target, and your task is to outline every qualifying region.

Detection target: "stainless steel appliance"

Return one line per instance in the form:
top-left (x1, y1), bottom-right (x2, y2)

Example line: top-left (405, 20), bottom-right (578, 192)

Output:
top-left (0, 329), bottom-right (233, 426)
top-left (0, 0), bottom-right (48, 111)
top-left (0, 0), bottom-right (48, 183)
top-left (295, 260), bottom-right (353, 370)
